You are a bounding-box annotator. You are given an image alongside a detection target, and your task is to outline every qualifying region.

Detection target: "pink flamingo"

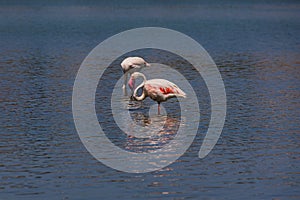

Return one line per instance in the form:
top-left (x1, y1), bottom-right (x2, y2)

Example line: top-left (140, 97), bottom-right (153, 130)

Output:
top-left (131, 72), bottom-right (186, 115)
top-left (121, 57), bottom-right (150, 96)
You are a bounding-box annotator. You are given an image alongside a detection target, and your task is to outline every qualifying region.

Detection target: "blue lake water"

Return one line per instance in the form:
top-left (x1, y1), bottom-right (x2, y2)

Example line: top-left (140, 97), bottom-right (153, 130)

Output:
top-left (0, 1), bottom-right (299, 199)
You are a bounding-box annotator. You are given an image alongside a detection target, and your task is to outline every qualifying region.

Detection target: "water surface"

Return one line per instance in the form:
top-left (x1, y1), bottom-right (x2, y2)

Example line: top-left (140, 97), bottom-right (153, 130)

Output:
top-left (0, 1), bottom-right (299, 199)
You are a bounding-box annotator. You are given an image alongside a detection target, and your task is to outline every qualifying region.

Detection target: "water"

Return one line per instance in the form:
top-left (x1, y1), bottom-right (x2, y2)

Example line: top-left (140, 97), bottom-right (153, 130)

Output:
top-left (1, 1), bottom-right (299, 199)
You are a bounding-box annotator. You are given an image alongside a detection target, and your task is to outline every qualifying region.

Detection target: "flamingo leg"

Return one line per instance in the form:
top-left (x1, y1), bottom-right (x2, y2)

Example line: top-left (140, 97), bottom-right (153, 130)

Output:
top-left (123, 73), bottom-right (128, 96)
top-left (158, 103), bottom-right (160, 115)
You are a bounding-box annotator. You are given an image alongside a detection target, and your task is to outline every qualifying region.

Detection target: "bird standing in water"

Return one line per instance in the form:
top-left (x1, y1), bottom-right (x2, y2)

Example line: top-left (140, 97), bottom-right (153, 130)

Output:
top-left (131, 72), bottom-right (186, 115)
top-left (121, 57), bottom-right (150, 96)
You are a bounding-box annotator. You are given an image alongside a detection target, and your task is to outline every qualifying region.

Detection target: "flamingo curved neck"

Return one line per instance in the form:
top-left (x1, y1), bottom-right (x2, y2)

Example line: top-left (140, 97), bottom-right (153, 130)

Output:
top-left (136, 72), bottom-right (146, 81)
top-left (133, 73), bottom-right (147, 101)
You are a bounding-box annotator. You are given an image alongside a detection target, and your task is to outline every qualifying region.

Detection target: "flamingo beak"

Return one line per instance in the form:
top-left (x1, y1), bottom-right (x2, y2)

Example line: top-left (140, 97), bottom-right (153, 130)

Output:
top-left (146, 63), bottom-right (151, 67)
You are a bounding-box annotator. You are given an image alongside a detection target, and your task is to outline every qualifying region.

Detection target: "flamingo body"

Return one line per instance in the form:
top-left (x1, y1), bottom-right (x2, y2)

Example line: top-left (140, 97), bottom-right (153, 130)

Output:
top-left (132, 72), bottom-right (186, 114)
top-left (121, 57), bottom-right (150, 96)
top-left (144, 79), bottom-right (186, 103)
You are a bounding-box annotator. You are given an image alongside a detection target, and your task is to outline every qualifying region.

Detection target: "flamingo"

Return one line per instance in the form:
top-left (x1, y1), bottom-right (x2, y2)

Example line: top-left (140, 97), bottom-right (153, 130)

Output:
top-left (121, 57), bottom-right (150, 96)
top-left (131, 72), bottom-right (186, 115)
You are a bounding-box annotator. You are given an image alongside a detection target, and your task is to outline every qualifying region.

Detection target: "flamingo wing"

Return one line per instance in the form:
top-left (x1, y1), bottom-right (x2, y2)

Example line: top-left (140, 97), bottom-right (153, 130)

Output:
top-left (146, 79), bottom-right (186, 98)
top-left (121, 57), bottom-right (149, 73)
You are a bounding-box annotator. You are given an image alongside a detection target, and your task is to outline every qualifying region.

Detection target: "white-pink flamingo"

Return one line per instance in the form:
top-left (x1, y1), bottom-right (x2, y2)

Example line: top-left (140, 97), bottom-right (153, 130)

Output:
top-left (131, 72), bottom-right (186, 115)
top-left (121, 57), bottom-right (150, 96)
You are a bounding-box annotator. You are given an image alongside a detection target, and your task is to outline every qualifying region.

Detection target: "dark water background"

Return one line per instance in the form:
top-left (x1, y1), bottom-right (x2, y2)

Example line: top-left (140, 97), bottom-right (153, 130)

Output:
top-left (1, 0), bottom-right (299, 199)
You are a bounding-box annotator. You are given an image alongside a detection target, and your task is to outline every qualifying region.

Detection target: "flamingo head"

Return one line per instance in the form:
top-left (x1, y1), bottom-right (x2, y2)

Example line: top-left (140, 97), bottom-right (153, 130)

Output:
top-left (131, 85), bottom-right (144, 101)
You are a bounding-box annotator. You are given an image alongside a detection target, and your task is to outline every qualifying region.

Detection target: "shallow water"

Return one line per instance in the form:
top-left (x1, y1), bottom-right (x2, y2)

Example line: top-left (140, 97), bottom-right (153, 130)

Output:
top-left (1, 1), bottom-right (299, 199)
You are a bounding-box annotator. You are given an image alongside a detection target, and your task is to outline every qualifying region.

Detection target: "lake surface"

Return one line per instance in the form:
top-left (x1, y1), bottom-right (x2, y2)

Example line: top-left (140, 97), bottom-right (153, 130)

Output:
top-left (1, 1), bottom-right (299, 199)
